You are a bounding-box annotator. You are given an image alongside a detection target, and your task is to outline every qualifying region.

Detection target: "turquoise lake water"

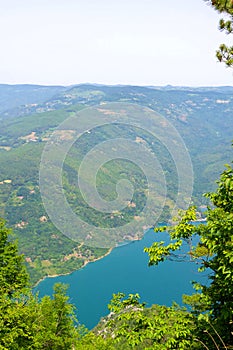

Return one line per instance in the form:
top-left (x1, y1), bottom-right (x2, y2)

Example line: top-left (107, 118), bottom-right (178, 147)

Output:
top-left (35, 228), bottom-right (204, 329)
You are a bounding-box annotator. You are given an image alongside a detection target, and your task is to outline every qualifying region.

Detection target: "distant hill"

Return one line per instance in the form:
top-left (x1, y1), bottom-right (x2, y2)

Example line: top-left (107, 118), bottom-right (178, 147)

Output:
top-left (0, 84), bottom-right (66, 115)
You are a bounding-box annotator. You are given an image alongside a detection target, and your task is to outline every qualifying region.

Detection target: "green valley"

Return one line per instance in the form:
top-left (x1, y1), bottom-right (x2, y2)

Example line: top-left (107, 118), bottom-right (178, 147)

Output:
top-left (0, 84), bottom-right (232, 284)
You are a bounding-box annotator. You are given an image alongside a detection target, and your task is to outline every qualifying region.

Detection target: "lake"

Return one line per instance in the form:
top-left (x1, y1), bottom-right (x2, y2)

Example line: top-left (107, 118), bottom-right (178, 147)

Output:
top-left (35, 228), bottom-right (204, 329)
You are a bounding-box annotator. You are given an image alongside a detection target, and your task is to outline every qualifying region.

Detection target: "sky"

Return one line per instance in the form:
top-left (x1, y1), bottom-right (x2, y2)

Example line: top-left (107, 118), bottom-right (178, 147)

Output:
top-left (0, 0), bottom-right (232, 87)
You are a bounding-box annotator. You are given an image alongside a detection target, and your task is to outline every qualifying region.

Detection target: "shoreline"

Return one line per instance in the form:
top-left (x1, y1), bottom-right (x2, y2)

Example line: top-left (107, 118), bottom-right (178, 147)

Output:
top-left (33, 228), bottom-right (156, 288)
top-left (33, 247), bottom-right (113, 288)
top-left (33, 220), bottom-right (205, 288)
top-left (33, 233), bottom-right (150, 288)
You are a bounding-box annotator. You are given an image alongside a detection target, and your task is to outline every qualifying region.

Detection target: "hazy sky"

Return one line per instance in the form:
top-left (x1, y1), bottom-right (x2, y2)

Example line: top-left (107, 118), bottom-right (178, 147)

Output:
top-left (0, 0), bottom-right (232, 86)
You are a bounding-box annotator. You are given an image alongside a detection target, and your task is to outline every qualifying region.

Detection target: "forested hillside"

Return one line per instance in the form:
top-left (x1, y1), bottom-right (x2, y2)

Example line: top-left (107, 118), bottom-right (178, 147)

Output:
top-left (0, 83), bottom-right (232, 283)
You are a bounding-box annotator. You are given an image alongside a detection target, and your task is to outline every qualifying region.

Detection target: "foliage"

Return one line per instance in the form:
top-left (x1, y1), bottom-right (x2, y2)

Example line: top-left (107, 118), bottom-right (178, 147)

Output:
top-left (144, 161), bottom-right (233, 348)
top-left (0, 220), bottom-right (80, 349)
top-left (30, 284), bottom-right (79, 350)
top-left (91, 293), bottom-right (197, 350)
top-left (0, 218), bottom-right (28, 295)
top-left (207, 0), bottom-right (233, 66)
top-left (0, 287), bottom-right (79, 350)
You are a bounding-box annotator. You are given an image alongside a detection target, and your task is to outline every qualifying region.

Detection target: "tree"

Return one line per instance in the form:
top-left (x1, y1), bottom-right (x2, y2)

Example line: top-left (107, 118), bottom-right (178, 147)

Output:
top-left (0, 219), bottom-right (80, 349)
top-left (0, 286), bottom-right (80, 350)
top-left (144, 161), bottom-right (233, 348)
top-left (207, 0), bottom-right (233, 66)
top-left (32, 284), bottom-right (79, 350)
top-left (89, 293), bottom-right (197, 350)
top-left (0, 218), bottom-right (28, 296)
